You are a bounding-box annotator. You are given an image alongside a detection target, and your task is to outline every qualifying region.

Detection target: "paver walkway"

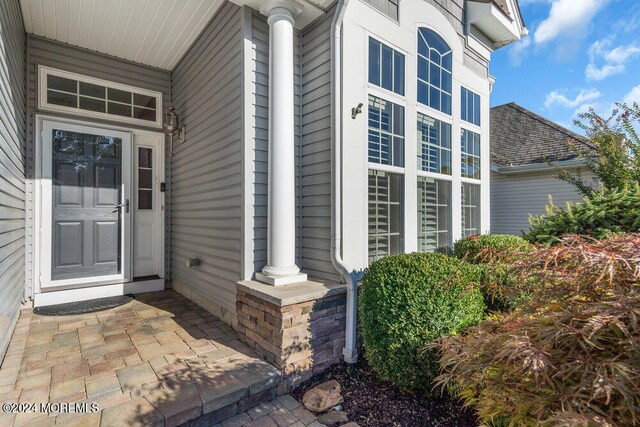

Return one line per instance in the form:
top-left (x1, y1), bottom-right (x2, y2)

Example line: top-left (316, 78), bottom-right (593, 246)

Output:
top-left (217, 394), bottom-right (322, 427)
top-left (0, 290), bottom-right (282, 427)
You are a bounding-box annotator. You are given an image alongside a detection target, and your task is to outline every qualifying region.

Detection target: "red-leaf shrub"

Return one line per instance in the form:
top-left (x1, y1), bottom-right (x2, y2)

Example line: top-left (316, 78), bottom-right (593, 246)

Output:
top-left (433, 234), bottom-right (640, 426)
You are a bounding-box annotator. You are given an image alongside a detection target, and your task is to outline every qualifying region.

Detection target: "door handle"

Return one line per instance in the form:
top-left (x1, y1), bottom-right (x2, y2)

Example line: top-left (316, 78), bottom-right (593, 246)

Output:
top-left (113, 199), bottom-right (130, 213)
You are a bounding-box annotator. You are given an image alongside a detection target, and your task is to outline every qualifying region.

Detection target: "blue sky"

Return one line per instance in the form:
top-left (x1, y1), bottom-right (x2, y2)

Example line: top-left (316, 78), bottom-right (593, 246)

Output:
top-left (490, 0), bottom-right (640, 132)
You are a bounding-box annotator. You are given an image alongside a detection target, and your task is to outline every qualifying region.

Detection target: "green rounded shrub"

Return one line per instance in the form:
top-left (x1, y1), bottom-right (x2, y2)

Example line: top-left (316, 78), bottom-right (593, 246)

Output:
top-left (453, 235), bottom-right (533, 312)
top-left (453, 234), bottom-right (532, 264)
top-left (359, 252), bottom-right (485, 391)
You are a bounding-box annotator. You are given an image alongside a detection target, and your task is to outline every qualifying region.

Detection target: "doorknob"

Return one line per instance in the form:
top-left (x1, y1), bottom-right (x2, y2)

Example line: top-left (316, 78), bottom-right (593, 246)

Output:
top-left (113, 199), bottom-right (130, 213)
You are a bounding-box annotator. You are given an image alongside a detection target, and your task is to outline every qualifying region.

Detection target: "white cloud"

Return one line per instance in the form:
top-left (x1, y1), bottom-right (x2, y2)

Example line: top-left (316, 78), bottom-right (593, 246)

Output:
top-left (623, 85), bottom-right (640, 106)
top-left (585, 63), bottom-right (625, 81)
top-left (615, 12), bottom-right (640, 34)
top-left (508, 38), bottom-right (532, 67)
top-left (585, 38), bottom-right (640, 81)
top-left (534, 0), bottom-right (606, 45)
top-left (545, 89), bottom-right (602, 110)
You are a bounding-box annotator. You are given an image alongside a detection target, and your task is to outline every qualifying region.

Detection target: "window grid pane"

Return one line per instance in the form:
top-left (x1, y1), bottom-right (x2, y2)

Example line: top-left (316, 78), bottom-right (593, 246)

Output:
top-left (45, 72), bottom-right (158, 123)
top-left (461, 129), bottom-right (481, 179)
top-left (138, 148), bottom-right (153, 210)
top-left (418, 177), bottom-right (451, 253)
top-left (417, 28), bottom-right (452, 115)
top-left (461, 87), bottom-right (481, 126)
top-left (462, 183), bottom-right (481, 236)
top-left (417, 113), bottom-right (452, 175)
top-left (368, 170), bottom-right (403, 264)
top-left (368, 95), bottom-right (405, 167)
top-left (368, 37), bottom-right (405, 96)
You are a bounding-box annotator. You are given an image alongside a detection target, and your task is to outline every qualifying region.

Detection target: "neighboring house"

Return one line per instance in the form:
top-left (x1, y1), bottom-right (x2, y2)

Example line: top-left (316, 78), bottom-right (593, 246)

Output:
top-left (0, 0), bottom-right (525, 387)
top-left (491, 103), bottom-right (594, 235)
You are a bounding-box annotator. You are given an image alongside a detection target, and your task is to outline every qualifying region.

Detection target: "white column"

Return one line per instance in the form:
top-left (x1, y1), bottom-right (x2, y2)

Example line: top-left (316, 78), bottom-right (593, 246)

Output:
top-left (256, 0), bottom-right (307, 286)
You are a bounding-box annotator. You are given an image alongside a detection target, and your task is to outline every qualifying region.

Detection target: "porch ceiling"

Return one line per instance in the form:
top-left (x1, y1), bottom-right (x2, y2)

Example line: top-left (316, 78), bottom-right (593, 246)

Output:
top-left (19, 0), bottom-right (225, 70)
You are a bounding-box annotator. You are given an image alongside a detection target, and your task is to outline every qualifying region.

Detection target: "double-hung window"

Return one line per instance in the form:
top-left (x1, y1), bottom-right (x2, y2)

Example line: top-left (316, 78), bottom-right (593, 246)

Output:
top-left (367, 38), bottom-right (405, 263)
top-left (416, 114), bottom-right (452, 252)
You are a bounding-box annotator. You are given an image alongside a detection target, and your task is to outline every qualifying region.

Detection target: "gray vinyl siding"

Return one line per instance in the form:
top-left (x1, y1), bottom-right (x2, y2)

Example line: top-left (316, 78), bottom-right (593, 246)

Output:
top-left (424, 0), bottom-right (464, 36)
top-left (170, 2), bottom-right (244, 314)
top-left (25, 36), bottom-right (171, 298)
top-left (249, 11), bottom-right (302, 274)
top-left (491, 170), bottom-right (593, 235)
top-left (300, 12), bottom-right (339, 282)
top-left (0, 0), bottom-right (26, 361)
top-left (422, 0), bottom-right (489, 77)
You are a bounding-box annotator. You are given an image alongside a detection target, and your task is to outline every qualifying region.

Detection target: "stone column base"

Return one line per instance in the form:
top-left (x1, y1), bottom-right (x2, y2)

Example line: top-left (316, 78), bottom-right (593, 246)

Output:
top-left (236, 279), bottom-right (347, 393)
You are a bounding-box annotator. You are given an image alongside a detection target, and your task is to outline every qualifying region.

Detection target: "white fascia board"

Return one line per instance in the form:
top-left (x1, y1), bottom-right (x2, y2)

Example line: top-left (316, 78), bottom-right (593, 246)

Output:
top-left (492, 159), bottom-right (586, 174)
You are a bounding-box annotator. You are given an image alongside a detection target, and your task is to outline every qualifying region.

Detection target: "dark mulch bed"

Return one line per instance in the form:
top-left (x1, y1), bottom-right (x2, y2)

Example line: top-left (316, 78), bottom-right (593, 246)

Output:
top-left (291, 360), bottom-right (478, 427)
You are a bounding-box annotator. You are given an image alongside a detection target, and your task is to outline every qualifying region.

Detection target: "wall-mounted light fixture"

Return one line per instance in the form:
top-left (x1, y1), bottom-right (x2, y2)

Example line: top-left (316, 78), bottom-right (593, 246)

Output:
top-left (351, 103), bottom-right (363, 119)
top-left (164, 106), bottom-right (186, 156)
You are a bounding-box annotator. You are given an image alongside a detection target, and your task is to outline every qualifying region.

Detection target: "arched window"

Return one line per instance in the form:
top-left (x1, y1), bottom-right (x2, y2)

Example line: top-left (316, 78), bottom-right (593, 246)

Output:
top-left (417, 28), bottom-right (452, 115)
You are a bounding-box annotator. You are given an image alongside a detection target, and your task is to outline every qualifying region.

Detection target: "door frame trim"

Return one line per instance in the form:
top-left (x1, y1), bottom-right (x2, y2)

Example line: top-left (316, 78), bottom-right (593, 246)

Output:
top-left (37, 118), bottom-right (133, 290)
top-left (33, 114), bottom-right (166, 295)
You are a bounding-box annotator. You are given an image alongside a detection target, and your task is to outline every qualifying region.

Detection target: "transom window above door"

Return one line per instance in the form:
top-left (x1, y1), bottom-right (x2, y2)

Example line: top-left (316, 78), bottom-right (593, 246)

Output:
top-left (39, 66), bottom-right (163, 127)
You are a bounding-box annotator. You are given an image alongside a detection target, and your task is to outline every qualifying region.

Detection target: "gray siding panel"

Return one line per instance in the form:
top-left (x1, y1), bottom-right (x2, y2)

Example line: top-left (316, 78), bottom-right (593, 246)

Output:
top-left (424, 0), bottom-right (464, 36)
top-left (491, 170), bottom-right (593, 235)
top-left (0, 0), bottom-right (26, 361)
top-left (25, 36), bottom-right (172, 296)
top-left (300, 12), bottom-right (339, 282)
top-left (421, 0), bottom-right (489, 77)
top-left (170, 2), bottom-right (244, 313)
top-left (250, 11), bottom-right (302, 274)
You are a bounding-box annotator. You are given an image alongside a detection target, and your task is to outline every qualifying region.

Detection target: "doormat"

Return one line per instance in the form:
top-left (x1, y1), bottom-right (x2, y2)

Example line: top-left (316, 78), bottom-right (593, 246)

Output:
top-left (33, 295), bottom-right (135, 316)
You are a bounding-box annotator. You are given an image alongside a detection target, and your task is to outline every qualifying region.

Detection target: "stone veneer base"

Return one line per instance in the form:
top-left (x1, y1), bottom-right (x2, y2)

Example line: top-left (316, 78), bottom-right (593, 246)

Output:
top-left (236, 280), bottom-right (347, 393)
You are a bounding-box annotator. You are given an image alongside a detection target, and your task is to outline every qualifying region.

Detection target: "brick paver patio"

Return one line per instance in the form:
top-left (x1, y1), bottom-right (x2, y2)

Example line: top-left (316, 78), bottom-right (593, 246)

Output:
top-left (0, 290), bottom-right (286, 427)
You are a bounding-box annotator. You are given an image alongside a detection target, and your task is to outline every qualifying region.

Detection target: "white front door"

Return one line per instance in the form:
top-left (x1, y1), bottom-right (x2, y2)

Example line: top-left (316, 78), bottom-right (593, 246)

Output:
top-left (133, 133), bottom-right (164, 278)
top-left (40, 120), bottom-right (132, 289)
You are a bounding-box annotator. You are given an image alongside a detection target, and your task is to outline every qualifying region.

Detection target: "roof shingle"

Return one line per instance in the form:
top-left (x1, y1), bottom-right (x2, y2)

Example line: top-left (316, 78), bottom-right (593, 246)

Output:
top-left (490, 102), bottom-right (589, 167)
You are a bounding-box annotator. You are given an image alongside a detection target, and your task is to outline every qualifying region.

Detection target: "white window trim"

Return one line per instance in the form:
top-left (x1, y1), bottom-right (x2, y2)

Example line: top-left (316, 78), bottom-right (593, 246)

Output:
top-left (368, 163), bottom-right (405, 174)
top-left (417, 170), bottom-right (453, 181)
top-left (367, 34), bottom-right (407, 100)
top-left (460, 87), bottom-right (482, 128)
top-left (460, 127), bottom-right (481, 180)
top-left (416, 100), bottom-right (453, 125)
top-left (367, 82), bottom-right (407, 105)
top-left (367, 90), bottom-right (407, 170)
top-left (38, 66), bottom-right (163, 128)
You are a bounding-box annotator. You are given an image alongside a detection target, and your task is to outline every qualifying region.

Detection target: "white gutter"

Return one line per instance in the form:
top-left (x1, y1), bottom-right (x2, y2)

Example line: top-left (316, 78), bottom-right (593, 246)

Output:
top-left (330, 0), bottom-right (361, 364)
top-left (492, 158), bottom-right (586, 174)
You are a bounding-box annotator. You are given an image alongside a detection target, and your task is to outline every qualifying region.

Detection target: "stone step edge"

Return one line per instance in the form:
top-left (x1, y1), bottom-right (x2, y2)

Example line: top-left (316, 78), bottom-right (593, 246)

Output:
top-left (181, 386), bottom-right (279, 427)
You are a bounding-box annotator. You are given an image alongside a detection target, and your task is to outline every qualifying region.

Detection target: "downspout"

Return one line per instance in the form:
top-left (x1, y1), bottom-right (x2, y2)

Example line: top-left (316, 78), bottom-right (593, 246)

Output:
top-left (330, 0), bottom-right (362, 364)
